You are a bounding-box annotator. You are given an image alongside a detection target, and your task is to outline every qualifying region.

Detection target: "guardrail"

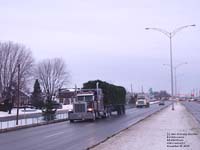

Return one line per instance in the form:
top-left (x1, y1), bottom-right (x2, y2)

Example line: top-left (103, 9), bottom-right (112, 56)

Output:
top-left (0, 112), bottom-right (68, 131)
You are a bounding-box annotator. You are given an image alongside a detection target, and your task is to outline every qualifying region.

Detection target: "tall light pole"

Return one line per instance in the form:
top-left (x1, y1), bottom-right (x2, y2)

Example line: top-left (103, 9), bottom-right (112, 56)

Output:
top-left (145, 24), bottom-right (195, 110)
top-left (16, 64), bottom-right (20, 125)
top-left (163, 62), bottom-right (187, 97)
top-left (174, 62), bottom-right (187, 97)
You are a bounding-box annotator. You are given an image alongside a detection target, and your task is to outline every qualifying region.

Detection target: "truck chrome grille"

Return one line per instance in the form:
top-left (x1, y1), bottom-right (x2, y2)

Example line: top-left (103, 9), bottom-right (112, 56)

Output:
top-left (74, 103), bottom-right (86, 112)
top-left (138, 101), bottom-right (144, 104)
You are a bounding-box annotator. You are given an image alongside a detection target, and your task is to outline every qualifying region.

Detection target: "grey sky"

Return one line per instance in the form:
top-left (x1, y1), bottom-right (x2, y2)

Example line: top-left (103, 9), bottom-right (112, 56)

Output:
top-left (0, 0), bottom-right (199, 95)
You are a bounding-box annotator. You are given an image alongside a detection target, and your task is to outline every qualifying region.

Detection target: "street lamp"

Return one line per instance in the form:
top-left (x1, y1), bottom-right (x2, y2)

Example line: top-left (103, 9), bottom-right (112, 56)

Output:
top-left (146, 24), bottom-right (195, 110)
top-left (163, 62), bottom-right (188, 97)
top-left (174, 62), bottom-right (188, 97)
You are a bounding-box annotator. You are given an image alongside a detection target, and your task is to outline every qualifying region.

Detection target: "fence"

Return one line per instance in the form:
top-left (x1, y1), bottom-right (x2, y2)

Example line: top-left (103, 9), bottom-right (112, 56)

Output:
top-left (0, 112), bottom-right (68, 130)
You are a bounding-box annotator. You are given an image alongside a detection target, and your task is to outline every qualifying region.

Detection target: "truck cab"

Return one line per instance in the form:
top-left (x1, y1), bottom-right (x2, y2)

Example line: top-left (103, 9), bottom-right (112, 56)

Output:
top-left (68, 89), bottom-right (105, 122)
top-left (136, 95), bottom-right (150, 108)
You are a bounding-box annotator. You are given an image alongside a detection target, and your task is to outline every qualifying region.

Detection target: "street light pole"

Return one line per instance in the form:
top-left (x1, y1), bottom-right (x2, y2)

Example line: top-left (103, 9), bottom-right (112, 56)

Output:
top-left (174, 67), bottom-right (177, 97)
top-left (145, 24), bottom-right (195, 110)
top-left (16, 64), bottom-right (20, 125)
top-left (174, 62), bottom-right (187, 96)
top-left (169, 34), bottom-right (174, 110)
top-left (164, 62), bottom-right (187, 97)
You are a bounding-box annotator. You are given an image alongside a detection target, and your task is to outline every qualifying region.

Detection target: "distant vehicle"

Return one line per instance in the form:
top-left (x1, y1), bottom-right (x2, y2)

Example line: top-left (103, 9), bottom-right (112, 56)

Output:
top-left (159, 100), bottom-right (165, 105)
top-left (188, 98), bottom-right (194, 102)
top-left (68, 80), bottom-right (126, 122)
top-left (136, 95), bottom-right (150, 108)
top-left (178, 98), bottom-right (185, 101)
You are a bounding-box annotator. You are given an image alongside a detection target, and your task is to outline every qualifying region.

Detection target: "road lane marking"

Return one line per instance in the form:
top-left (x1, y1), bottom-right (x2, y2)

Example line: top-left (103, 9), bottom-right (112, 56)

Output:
top-left (44, 131), bottom-right (66, 138)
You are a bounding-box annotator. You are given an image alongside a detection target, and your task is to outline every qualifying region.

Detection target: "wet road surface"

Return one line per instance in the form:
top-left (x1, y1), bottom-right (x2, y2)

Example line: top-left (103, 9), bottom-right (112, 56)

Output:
top-left (182, 101), bottom-right (200, 123)
top-left (0, 102), bottom-right (171, 150)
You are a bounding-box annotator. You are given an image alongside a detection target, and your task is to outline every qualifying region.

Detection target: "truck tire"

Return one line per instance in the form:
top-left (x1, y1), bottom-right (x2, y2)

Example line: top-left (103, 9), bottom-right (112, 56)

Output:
top-left (122, 106), bottom-right (125, 114)
top-left (117, 108), bottom-right (122, 115)
top-left (91, 112), bottom-right (96, 121)
top-left (102, 112), bottom-right (107, 118)
top-left (69, 120), bottom-right (74, 123)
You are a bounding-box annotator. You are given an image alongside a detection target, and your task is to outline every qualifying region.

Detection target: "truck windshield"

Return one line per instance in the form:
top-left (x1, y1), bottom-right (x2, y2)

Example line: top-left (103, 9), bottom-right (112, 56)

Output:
top-left (85, 95), bottom-right (93, 102)
top-left (138, 97), bottom-right (145, 99)
top-left (77, 95), bottom-right (93, 102)
top-left (77, 96), bottom-right (84, 101)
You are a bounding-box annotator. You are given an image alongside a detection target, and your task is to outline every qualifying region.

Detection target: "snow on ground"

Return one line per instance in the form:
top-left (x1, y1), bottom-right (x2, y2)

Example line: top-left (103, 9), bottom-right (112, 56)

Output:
top-left (0, 108), bottom-right (41, 117)
top-left (0, 104), bottom-right (72, 118)
top-left (149, 101), bottom-right (159, 104)
top-left (0, 104), bottom-right (72, 129)
top-left (0, 113), bottom-right (68, 129)
top-left (91, 102), bottom-right (200, 150)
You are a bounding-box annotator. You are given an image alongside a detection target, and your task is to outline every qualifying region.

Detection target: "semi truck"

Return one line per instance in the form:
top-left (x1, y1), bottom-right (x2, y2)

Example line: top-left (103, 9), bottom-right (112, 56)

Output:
top-left (68, 80), bottom-right (126, 122)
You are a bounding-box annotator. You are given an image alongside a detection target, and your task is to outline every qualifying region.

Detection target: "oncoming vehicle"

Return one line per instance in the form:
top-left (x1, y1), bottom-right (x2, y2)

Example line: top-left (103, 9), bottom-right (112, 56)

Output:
top-left (158, 100), bottom-right (165, 105)
top-left (68, 80), bottom-right (126, 122)
top-left (68, 90), bottom-right (104, 122)
top-left (136, 95), bottom-right (150, 108)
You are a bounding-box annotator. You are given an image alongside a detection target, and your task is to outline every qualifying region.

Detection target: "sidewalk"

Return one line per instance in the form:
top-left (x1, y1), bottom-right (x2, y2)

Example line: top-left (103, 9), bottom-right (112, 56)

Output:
top-left (91, 103), bottom-right (200, 150)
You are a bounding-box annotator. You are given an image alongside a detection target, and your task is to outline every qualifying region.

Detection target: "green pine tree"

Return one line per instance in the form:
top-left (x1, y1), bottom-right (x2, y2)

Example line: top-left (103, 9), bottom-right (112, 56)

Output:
top-left (31, 79), bottom-right (44, 109)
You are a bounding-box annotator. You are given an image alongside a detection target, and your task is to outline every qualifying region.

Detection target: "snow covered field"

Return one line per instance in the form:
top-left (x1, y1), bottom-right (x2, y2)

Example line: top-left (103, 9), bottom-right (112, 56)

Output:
top-left (0, 113), bottom-right (68, 129)
top-left (0, 104), bottom-right (72, 118)
top-left (0, 105), bottom-right (72, 130)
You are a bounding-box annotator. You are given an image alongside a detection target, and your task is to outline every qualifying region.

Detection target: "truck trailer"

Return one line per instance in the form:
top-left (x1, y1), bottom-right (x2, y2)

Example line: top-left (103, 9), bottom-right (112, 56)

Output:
top-left (68, 80), bottom-right (126, 122)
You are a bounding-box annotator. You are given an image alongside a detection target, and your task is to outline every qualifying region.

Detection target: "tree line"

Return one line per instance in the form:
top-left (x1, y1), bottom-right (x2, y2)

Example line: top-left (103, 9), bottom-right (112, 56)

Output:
top-left (0, 41), bottom-right (70, 114)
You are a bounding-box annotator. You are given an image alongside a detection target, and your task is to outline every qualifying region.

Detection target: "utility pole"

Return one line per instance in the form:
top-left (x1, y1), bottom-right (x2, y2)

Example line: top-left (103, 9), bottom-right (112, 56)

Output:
top-left (131, 84), bottom-right (133, 95)
top-left (141, 85), bottom-right (144, 94)
top-left (16, 64), bottom-right (20, 125)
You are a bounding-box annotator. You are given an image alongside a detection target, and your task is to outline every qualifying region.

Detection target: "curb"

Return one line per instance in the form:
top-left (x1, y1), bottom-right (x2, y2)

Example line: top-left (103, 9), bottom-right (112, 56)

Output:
top-left (87, 103), bottom-right (171, 150)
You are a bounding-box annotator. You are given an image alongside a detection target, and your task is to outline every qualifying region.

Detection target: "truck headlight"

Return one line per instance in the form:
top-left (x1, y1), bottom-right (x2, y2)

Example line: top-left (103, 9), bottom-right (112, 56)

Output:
top-left (87, 108), bottom-right (93, 112)
top-left (68, 109), bottom-right (73, 112)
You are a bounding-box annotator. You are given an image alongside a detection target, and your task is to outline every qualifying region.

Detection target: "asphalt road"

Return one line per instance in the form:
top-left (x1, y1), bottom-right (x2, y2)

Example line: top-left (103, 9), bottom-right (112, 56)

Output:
top-left (182, 101), bottom-right (200, 123)
top-left (0, 102), bottom-right (171, 150)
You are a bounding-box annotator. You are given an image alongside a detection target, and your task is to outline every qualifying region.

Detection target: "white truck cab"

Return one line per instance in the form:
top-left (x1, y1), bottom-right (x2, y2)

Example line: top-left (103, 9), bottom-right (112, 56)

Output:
top-left (136, 95), bottom-right (150, 108)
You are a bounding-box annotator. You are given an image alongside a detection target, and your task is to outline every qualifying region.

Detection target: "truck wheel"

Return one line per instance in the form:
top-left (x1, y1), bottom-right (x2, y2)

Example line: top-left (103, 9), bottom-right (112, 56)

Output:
top-left (122, 108), bottom-right (125, 114)
top-left (102, 112), bottom-right (107, 118)
top-left (122, 106), bottom-right (125, 114)
top-left (92, 112), bottom-right (96, 121)
top-left (147, 103), bottom-right (150, 108)
top-left (69, 120), bottom-right (74, 123)
top-left (117, 109), bottom-right (121, 115)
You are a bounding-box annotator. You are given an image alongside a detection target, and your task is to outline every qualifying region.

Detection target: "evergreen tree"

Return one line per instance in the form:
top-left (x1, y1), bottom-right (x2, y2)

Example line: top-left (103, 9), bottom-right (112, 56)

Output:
top-left (31, 79), bottom-right (44, 109)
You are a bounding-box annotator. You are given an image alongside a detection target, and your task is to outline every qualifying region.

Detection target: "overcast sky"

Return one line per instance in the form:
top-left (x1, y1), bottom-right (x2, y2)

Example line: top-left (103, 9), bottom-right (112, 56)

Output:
top-left (0, 0), bottom-right (199, 95)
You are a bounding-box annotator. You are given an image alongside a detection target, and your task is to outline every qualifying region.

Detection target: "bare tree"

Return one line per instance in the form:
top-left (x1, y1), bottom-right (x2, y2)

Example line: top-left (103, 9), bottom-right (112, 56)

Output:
top-left (0, 41), bottom-right (34, 103)
top-left (35, 58), bottom-right (70, 100)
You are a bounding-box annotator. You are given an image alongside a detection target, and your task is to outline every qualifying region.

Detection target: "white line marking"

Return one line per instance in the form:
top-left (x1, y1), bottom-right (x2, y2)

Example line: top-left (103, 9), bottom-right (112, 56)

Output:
top-left (45, 131), bottom-right (66, 138)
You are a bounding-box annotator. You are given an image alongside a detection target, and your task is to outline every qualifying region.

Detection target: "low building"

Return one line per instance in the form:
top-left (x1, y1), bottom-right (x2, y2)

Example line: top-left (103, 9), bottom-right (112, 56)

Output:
top-left (0, 90), bottom-right (30, 107)
top-left (57, 89), bottom-right (76, 105)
